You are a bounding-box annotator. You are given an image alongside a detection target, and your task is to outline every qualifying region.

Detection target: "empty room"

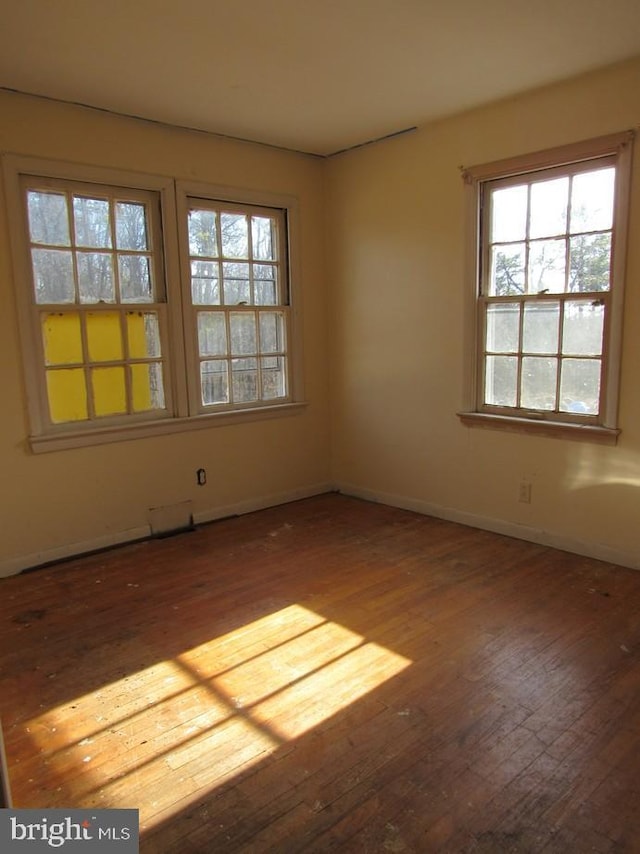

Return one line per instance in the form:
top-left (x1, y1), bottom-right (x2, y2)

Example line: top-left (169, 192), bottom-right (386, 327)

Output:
top-left (1, 2), bottom-right (640, 851)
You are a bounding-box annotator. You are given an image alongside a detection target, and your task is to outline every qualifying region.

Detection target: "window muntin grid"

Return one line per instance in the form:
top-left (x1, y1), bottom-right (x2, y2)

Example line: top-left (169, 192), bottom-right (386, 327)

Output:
top-left (479, 158), bottom-right (616, 421)
top-left (187, 201), bottom-right (290, 410)
top-left (22, 178), bottom-right (168, 425)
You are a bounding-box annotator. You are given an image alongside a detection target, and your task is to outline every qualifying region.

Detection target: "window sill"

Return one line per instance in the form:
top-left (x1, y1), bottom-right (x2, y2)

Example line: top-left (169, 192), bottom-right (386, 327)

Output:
top-left (29, 402), bottom-right (309, 454)
top-left (457, 411), bottom-right (620, 445)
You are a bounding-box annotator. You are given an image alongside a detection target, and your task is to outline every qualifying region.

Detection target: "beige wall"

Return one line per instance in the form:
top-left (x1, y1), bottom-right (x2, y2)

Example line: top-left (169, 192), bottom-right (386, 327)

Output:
top-left (0, 92), bottom-right (331, 575)
top-left (327, 57), bottom-right (640, 569)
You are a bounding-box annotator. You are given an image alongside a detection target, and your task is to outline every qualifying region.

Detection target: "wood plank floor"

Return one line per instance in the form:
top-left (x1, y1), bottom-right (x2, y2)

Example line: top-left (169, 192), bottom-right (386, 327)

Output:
top-left (1, 493), bottom-right (639, 852)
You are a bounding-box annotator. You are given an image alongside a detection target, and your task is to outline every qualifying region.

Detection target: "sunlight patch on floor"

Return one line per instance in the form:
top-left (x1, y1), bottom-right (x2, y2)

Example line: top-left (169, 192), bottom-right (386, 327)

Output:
top-left (21, 604), bottom-right (412, 828)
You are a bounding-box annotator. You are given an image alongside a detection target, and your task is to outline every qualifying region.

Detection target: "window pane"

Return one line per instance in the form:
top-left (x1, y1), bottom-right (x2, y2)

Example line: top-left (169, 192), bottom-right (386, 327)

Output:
top-left (201, 360), bottom-right (228, 405)
top-left (570, 168), bottom-right (615, 233)
top-left (568, 233), bottom-right (611, 292)
top-left (116, 202), bottom-right (148, 251)
top-left (46, 368), bottom-right (88, 423)
top-left (529, 177), bottom-right (568, 239)
top-left (27, 191), bottom-right (70, 246)
top-left (127, 312), bottom-right (161, 359)
top-left (252, 216), bottom-right (276, 260)
top-left (86, 312), bottom-right (123, 362)
top-left (254, 264), bottom-right (278, 305)
top-left (77, 252), bottom-right (115, 303)
top-left (486, 303), bottom-right (520, 353)
top-left (197, 312), bottom-right (227, 356)
top-left (522, 302), bottom-right (559, 354)
top-left (232, 357), bottom-right (258, 403)
top-left (484, 355), bottom-right (517, 407)
top-left (119, 255), bottom-right (153, 302)
top-left (491, 185), bottom-right (527, 242)
top-left (221, 213), bottom-right (249, 258)
top-left (261, 356), bottom-right (286, 399)
top-left (489, 244), bottom-right (525, 296)
top-left (73, 197), bottom-right (112, 248)
top-left (230, 312), bottom-right (257, 355)
top-left (191, 260), bottom-right (220, 305)
top-left (131, 363), bottom-right (165, 411)
top-left (527, 239), bottom-right (566, 294)
top-left (189, 209), bottom-right (218, 257)
top-left (42, 313), bottom-right (83, 365)
top-left (92, 366), bottom-right (126, 415)
top-left (559, 359), bottom-right (600, 415)
top-left (149, 362), bottom-right (165, 410)
top-left (259, 312), bottom-right (285, 354)
top-left (31, 248), bottom-right (75, 303)
top-left (563, 302), bottom-right (604, 356)
top-left (521, 357), bottom-right (557, 410)
top-left (223, 262), bottom-right (250, 305)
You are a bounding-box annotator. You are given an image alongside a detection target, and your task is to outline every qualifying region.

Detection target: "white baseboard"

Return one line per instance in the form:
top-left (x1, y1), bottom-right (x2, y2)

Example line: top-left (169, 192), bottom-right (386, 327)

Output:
top-left (6, 480), bottom-right (631, 578)
top-left (0, 482), bottom-right (334, 579)
top-left (336, 482), bottom-right (640, 572)
top-left (0, 525), bottom-right (150, 579)
top-left (192, 482), bottom-right (334, 525)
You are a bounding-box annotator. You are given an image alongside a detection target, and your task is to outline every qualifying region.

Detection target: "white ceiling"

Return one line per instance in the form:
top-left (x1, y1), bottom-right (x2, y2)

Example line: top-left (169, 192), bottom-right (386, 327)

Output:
top-left (1, 0), bottom-right (639, 156)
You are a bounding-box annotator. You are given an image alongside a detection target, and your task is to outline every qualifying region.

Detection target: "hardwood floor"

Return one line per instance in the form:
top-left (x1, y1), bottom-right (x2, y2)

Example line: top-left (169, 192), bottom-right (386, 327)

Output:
top-left (1, 493), bottom-right (639, 852)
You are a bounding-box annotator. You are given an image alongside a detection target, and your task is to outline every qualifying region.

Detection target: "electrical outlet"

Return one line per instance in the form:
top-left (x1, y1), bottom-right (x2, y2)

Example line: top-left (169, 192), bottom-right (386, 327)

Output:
top-left (518, 481), bottom-right (532, 504)
top-left (196, 468), bottom-right (207, 486)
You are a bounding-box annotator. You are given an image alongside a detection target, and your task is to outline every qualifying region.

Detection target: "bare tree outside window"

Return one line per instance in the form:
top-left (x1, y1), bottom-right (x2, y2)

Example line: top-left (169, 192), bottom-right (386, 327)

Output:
top-left (187, 202), bottom-right (288, 410)
top-left (470, 143), bottom-right (631, 431)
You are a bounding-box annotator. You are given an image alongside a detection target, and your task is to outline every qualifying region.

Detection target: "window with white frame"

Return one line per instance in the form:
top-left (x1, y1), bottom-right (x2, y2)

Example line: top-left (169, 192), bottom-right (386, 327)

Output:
top-left (461, 133), bottom-right (633, 440)
top-left (4, 157), bottom-right (299, 451)
top-left (184, 199), bottom-right (289, 411)
top-left (21, 177), bottom-right (170, 426)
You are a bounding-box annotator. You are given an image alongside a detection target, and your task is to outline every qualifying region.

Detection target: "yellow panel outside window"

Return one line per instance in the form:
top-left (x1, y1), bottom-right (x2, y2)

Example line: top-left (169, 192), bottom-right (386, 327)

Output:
top-left (92, 366), bottom-right (126, 416)
top-left (46, 369), bottom-right (88, 423)
top-left (86, 312), bottom-right (123, 362)
top-left (130, 364), bottom-right (153, 411)
top-left (127, 311), bottom-right (161, 359)
top-left (42, 313), bottom-right (83, 365)
top-left (127, 312), bottom-right (147, 359)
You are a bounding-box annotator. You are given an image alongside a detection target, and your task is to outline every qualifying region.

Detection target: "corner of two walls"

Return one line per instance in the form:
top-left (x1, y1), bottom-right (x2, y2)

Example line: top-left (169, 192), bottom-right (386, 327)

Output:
top-left (4, 56), bottom-right (640, 578)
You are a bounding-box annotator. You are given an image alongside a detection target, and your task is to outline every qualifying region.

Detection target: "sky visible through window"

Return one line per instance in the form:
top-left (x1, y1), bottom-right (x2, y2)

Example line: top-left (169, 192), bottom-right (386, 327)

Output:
top-left (483, 165), bottom-right (615, 415)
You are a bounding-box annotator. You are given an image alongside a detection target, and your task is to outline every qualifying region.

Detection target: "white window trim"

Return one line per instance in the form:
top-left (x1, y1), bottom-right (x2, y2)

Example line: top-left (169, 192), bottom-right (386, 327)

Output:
top-left (175, 181), bottom-right (305, 414)
top-left (3, 155), bottom-right (307, 453)
top-left (458, 131), bottom-right (634, 443)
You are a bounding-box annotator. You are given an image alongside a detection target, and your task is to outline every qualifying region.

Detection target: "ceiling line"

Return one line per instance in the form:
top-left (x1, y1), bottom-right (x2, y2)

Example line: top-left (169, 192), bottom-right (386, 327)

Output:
top-left (327, 126), bottom-right (418, 158)
top-left (0, 86), bottom-right (326, 160)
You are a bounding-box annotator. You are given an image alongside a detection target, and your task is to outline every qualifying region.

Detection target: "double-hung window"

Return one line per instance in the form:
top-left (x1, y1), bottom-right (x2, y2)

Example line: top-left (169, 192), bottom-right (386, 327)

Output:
top-left (4, 157), bottom-right (300, 451)
top-left (461, 133), bottom-right (633, 441)
top-left (21, 178), bottom-right (169, 426)
top-left (184, 199), bottom-right (289, 412)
